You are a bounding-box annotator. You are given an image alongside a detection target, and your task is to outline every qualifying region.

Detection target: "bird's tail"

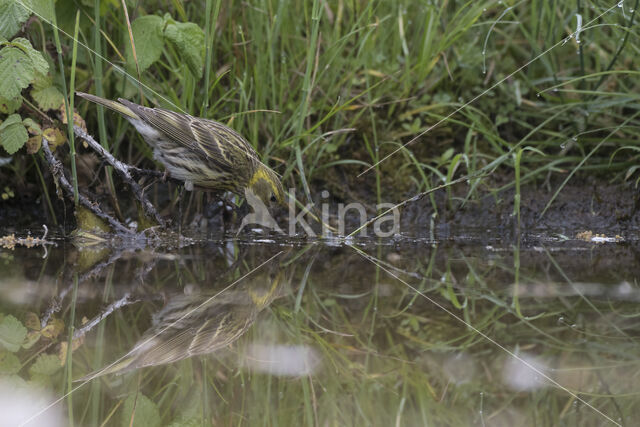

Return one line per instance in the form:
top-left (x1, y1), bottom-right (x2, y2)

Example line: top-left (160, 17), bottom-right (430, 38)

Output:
top-left (76, 92), bottom-right (140, 120)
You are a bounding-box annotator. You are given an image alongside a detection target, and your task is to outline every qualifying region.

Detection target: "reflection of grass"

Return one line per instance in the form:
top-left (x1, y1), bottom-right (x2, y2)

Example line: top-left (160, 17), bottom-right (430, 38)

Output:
top-left (3, 242), bottom-right (640, 425)
top-left (17, 243), bottom-right (625, 425)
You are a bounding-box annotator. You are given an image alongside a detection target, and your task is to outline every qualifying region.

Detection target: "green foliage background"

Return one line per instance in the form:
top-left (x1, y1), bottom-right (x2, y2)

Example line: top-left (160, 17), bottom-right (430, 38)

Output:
top-left (0, 0), bottom-right (639, 215)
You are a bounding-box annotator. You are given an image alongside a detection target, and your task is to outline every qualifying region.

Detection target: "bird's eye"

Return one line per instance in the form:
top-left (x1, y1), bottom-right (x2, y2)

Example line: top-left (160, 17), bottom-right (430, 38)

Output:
top-left (270, 194), bottom-right (277, 203)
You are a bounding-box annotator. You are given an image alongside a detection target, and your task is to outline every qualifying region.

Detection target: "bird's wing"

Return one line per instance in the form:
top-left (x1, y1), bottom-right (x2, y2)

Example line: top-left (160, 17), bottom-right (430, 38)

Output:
top-left (118, 99), bottom-right (257, 164)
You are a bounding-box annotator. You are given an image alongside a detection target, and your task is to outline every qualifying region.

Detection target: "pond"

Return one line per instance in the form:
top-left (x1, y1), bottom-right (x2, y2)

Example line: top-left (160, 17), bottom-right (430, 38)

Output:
top-left (0, 227), bottom-right (638, 426)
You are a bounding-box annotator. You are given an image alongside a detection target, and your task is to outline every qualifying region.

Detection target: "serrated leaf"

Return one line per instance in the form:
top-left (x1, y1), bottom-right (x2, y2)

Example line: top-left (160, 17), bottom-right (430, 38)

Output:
top-left (121, 394), bottom-right (161, 427)
top-left (0, 351), bottom-right (21, 374)
top-left (29, 353), bottom-right (60, 376)
top-left (31, 72), bottom-right (64, 110)
top-left (0, 0), bottom-right (31, 39)
top-left (22, 117), bottom-right (42, 135)
top-left (0, 113), bottom-right (28, 154)
top-left (29, 0), bottom-right (54, 22)
top-left (32, 84), bottom-right (64, 110)
top-left (22, 330), bottom-right (40, 349)
top-left (125, 15), bottom-right (164, 73)
top-left (163, 19), bottom-right (204, 78)
top-left (0, 46), bottom-right (34, 99)
top-left (0, 314), bottom-right (27, 352)
top-left (11, 37), bottom-right (49, 76)
top-left (0, 95), bottom-right (21, 113)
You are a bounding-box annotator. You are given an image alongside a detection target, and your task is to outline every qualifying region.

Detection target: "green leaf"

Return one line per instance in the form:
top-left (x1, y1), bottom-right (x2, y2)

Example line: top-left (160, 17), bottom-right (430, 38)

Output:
top-left (0, 95), bottom-right (21, 113)
top-left (29, 353), bottom-right (60, 376)
top-left (163, 19), bottom-right (205, 78)
top-left (31, 73), bottom-right (63, 110)
top-left (11, 37), bottom-right (49, 75)
top-left (30, 0), bottom-right (54, 22)
top-left (120, 394), bottom-right (161, 427)
top-left (0, 46), bottom-right (34, 99)
top-left (22, 117), bottom-right (41, 135)
top-left (125, 15), bottom-right (164, 73)
top-left (0, 351), bottom-right (21, 374)
top-left (0, 0), bottom-right (31, 39)
top-left (0, 314), bottom-right (27, 352)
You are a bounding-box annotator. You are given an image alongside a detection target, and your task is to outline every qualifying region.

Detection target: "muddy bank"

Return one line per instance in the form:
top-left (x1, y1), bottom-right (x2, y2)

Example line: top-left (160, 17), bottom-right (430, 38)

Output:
top-left (1, 175), bottom-right (639, 238)
top-left (401, 179), bottom-right (640, 238)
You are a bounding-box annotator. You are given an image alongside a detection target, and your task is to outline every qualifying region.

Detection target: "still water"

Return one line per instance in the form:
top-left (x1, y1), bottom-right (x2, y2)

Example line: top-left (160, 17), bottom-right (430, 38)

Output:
top-left (0, 228), bottom-right (638, 426)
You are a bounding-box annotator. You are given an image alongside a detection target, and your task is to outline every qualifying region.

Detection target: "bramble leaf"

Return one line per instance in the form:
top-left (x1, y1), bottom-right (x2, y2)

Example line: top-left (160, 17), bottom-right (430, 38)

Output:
top-left (125, 15), bottom-right (164, 73)
top-left (0, 114), bottom-right (28, 154)
top-left (11, 37), bottom-right (49, 75)
top-left (29, 353), bottom-right (61, 376)
top-left (163, 18), bottom-right (205, 79)
top-left (0, 95), bottom-right (21, 113)
top-left (121, 393), bottom-right (161, 427)
top-left (0, 314), bottom-right (27, 352)
top-left (0, 351), bottom-right (20, 374)
top-left (31, 73), bottom-right (64, 110)
top-left (0, 46), bottom-right (35, 99)
top-left (0, 0), bottom-right (31, 39)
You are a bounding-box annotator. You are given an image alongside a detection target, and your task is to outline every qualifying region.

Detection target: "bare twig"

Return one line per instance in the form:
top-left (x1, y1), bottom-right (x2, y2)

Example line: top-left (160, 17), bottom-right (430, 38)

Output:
top-left (74, 126), bottom-right (166, 226)
top-left (41, 137), bottom-right (132, 234)
top-left (73, 293), bottom-right (160, 339)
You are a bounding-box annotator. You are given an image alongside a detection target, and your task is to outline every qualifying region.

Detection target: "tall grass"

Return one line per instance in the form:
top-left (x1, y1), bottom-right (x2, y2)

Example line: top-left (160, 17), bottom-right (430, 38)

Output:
top-left (30, 0), bottom-right (630, 221)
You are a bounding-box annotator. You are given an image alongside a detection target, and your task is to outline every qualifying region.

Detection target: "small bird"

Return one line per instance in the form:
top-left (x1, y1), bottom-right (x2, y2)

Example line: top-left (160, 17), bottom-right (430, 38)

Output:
top-left (77, 270), bottom-right (284, 380)
top-left (76, 92), bottom-right (285, 208)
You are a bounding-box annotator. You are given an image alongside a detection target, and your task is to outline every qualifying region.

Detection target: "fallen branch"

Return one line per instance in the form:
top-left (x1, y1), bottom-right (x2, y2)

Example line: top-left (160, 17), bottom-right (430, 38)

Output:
top-left (41, 137), bottom-right (132, 234)
top-left (73, 126), bottom-right (166, 226)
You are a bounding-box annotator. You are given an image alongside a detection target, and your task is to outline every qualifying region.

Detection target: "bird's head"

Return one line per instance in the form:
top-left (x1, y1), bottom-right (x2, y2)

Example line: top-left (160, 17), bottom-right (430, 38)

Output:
top-left (247, 163), bottom-right (286, 208)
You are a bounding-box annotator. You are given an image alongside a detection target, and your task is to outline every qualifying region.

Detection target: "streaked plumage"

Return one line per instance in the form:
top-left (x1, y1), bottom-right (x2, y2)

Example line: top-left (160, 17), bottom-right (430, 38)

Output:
top-left (76, 92), bottom-right (285, 207)
top-left (78, 271), bottom-right (283, 380)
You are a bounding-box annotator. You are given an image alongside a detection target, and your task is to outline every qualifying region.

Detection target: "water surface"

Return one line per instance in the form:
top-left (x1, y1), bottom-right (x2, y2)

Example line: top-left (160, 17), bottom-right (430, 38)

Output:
top-left (0, 228), bottom-right (638, 426)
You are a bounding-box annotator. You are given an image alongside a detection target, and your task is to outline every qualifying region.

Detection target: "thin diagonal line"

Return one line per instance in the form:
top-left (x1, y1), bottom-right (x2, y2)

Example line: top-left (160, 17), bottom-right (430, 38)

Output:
top-left (350, 245), bottom-right (621, 427)
top-left (19, 251), bottom-right (283, 427)
top-left (357, 1), bottom-right (621, 177)
top-left (16, 0), bottom-right (188, 114)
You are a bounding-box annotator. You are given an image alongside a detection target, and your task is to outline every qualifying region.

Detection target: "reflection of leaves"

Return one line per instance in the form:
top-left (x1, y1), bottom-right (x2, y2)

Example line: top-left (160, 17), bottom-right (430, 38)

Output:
top-left (0, 314), bottom-right (27, 352)
top-left (121, 394), bottom-right (161, 427)
top-left (40, 317), bottom-right (64, 339)
top-left (29, 353), bottom-right (60, 376)
top-left (58, 336), bottom-right (84, 363)
top-left (24, 313), bottom-right (40, 331)
top-left (0, 351), bottom-right (21, 374)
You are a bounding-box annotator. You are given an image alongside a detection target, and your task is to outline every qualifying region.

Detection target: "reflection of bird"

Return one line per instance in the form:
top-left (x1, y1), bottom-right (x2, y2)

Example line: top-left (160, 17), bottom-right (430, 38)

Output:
top-left (76, 92), bottom-right (285, 208)
top-left (78, 271), bottom-right (284, 381)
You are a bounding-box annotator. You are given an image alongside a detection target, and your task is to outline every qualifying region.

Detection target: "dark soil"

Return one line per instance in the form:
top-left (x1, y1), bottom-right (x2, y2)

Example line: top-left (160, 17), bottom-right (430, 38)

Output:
top-left (1, 173), bottom-right (639, 238)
